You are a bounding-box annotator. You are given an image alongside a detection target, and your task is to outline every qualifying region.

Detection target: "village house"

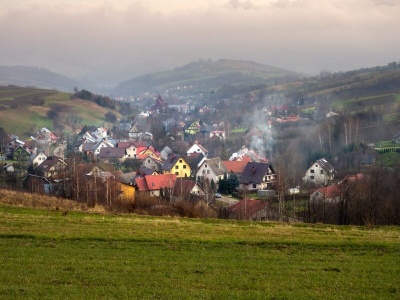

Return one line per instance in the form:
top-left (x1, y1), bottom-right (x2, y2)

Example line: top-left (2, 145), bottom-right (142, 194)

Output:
top-left (97, 147), bottom-right (127, 162)
top-left (162, 154), bottom-right (191, 178)
top-left (135, 173), bottom-right (177, 197)
top-left (30, 151), bottom-right (47, 167)
top-left (310, 185), bottom-right (341, 203)
top-left (37, 156), bottom-right (67, 178)
top-left (303, 158), bottom-right (336, 186)
top-left (184, 154), bottom-right (206, 178)
top-left (238, 162), bottom-right (276, 192)
top-left (171, 178), bottom-right (206, 202)
top-left (140, 155), bottom-right (163, 173)
top-left (187, 141), bottom-right (208, 158)
top-left (227, 199), bottom-right (269, 221)
top-left (12, 145), bottom-right (31, 162)
top-left (117, 142), bottom-right (138, 159)
top-left (222, 160), bottom-right (248, 177)
top-left (196, 157), bottom-right (229, 184)
top-left (23, 174), bottom-right (51, 194)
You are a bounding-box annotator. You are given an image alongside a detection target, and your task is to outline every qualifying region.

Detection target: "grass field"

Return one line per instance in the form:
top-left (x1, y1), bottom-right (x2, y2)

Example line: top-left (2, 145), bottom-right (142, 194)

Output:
top-left (0, 200), bottom-right (399, 299)
top-left (0, 86), bottom-right (121, 136)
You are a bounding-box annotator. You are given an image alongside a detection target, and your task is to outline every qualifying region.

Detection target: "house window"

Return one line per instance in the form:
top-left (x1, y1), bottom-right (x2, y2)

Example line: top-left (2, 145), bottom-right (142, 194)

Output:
top-left (179, 159), bottom-right (182, 163)
top-left (315, 165), bottom-right (318, 167)
top-left (175, 166), bottom-right (179, 169)
top-left (252, 184), bottom-right (257, 188)
top-left (148, 159), bottom-right (151, 163)
top-left (207, 170), bottom-right (210, 174)
top-left (202, 170), bottom-right (205, 174)
top-left (320, 170), bottom-right (324, 174)
top-left (310, 169), bottom-right (314, 173)
top-left (175, 172), bottom-right (179, 175)
top-left (205, 164), bottom-right (207, 168)
top-left (310, 176), bottom-right (314, 180)
top-left (183, 165), bottom-right (186, 169)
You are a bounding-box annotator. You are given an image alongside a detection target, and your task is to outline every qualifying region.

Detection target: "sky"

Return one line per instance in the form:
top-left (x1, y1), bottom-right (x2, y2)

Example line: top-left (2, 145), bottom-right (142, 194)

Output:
top-left (1, 0), bottom-right (400, 85)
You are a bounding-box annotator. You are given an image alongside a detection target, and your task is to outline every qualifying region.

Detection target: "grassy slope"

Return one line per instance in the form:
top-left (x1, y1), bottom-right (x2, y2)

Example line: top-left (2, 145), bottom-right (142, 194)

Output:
top-left (0, 86), bottom-right (121, 136)
top-left (0, 198), bottom-right (399, 299)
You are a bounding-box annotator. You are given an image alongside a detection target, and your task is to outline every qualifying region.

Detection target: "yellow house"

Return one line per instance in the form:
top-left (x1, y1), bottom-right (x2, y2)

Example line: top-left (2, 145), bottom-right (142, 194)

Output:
top-left (117, 183), bottom-right (136, 202)
top-left (161, 154), bottom-right (191, 178)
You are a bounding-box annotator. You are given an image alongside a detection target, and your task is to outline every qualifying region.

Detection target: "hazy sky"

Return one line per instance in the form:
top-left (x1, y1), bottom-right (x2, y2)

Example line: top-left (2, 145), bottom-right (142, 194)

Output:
top-left (1, 0), bottom-right (399, 84)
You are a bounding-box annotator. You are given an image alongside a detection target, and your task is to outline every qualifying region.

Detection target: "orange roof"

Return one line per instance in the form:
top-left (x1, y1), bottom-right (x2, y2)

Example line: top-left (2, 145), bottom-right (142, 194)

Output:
top-left (136, 174), bottom-right (177, 192)
top-left (135, 177), bottom-right (148, 191)
top-left (317, 185), bottom-right (340, 198)
top-left (222, 161), bottom-right (248, 174)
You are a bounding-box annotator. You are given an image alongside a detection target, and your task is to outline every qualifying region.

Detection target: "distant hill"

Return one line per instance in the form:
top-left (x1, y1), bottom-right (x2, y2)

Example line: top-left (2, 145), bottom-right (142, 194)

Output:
top-left (0, 66), bottom-right (81, 92)
top-left (113, 59), bottom-right (301, 96)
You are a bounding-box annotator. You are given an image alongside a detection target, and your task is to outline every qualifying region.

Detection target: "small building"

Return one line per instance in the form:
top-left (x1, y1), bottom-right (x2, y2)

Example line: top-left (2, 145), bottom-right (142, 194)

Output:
top-left (303, 158), bottom-right (336, 186)
top-left (187, 141), bottom-right (208, 158)
top-left (227, 199), bottom-right (269, 221)
top-left (162, 154), bottom-right (191, 178)
top-left (239, 162), bottom-right (276, 192)
top-left (196, 157), bottom-right (229, 184)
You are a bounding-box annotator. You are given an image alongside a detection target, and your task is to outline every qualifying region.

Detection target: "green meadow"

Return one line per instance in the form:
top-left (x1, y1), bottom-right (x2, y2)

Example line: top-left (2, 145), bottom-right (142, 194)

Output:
top-left (0, 203), bottom-right (399, 299)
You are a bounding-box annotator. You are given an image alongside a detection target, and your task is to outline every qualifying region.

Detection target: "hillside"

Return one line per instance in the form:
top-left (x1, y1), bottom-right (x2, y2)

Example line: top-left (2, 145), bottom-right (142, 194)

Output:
top-left (0, 66), bottom-right (82, 92)
top-left (113, 59), bottom-right (302, 96)
top-left (0, 196), bottom-right (399, 299)
top-left (0, 86), bottom-right (121, 137)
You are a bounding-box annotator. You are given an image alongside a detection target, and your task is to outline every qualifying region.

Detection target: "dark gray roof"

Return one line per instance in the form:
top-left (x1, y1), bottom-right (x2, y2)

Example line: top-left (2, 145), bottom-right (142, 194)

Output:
top-left (183, 154), bottom-right (205, 172)
top-left (240, 162), bottom-right (275, 184)
top-left (203, 157), bottom-right (229, 177)
top-left (98, 147), bottom-right (126, 159)
top-left (316, 158), bottom-right (335, 173)
top-left (161, 154), bottom-right (182, 171)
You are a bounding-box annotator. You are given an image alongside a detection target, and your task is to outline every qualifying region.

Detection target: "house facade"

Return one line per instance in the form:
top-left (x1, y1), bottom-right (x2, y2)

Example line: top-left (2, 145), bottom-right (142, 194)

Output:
top-left (303, 158), bottom-right (336, 185)
top-left (239, 162), bottom-right (276, 192)
top-left (162, 154), bottom-right (191, 178)
top-left (187, 141), bottom-right (208, 158)
top-left (196, 157), bottom-right (228, 184)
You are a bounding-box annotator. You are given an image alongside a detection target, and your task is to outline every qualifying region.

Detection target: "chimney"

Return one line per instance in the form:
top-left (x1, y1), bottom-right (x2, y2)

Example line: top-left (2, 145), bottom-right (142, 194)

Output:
top-left (252, 166), bottom-right (256, 175)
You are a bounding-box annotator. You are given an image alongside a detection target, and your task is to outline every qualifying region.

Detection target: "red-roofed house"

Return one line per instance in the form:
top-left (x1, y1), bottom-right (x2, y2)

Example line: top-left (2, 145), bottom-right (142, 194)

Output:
top-left (310, 185), bottom-right (341, 203)
top-left (172, 178), bottom-right (206, 202)
top-left (135, 174), bottom-right (177, 197)
top-left (227, 199), bottom-right (269, 221)
top-left (222, 161), bottom-right (248, 176)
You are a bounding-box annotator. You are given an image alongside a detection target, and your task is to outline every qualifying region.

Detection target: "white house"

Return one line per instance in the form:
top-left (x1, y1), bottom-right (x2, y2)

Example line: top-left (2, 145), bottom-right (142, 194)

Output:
top-left (187, 141), bottom-right (208, 158)
top-left (196, 157), bottom-right (228, 184)
top-left (31, 151), bottom-right (48, 167)
top-left (93, 139), bottom-right (114, 157)
top-left (303, 158), bottom-right (336, 185)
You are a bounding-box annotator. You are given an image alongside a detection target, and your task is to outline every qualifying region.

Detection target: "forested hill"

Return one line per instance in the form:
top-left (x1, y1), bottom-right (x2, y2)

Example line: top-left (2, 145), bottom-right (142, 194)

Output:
top-left (113, 59), bottom-right (302, 96)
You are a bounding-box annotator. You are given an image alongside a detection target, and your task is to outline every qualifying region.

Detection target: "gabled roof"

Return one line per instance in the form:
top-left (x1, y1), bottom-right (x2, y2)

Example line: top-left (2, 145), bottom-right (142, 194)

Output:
top-left (184, 154), bottom-right (205, 171)
top-left (135, 177), bottom-right (148, 191)
top-left (222, 161), bottom-right (248, 174)
top-left (161, 146), bottom-right (173, 160)
top-left (187, 141), bottom-right (208, 155)
top-left (227, 199), bottom-right (268, 217)
top-left (315, 158), bottom-right (335, 173)
top-left (240, 162), bottom-right (274, 184)
top-left (314, 185), bottom-right (340, 199)
top-left (202, 157), bottom-right (229, 177)
top-left (37, 156), bottom-right (66, 172)
top-left (162, 154), bottom-right (182, 171)
top-left (137, 146), bottom-right (161, 160)
top-left (143, 174), bottom-right (177, 191)
top-left (172, 178), bottom-right (203, 197)
top-left (98, 147), bottom-right (126, 159)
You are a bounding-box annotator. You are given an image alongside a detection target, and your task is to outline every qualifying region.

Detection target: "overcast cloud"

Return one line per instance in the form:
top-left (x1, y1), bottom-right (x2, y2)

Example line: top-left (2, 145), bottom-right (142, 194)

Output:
top-left (0, 0), bottom-right (399, 85)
